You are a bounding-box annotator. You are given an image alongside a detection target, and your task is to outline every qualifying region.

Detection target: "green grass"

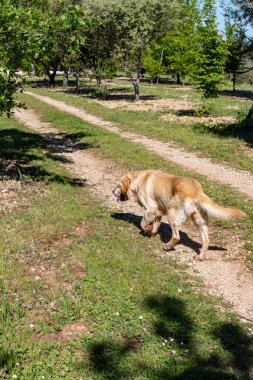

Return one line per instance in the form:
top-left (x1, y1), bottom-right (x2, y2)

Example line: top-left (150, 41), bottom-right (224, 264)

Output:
top-left (0, 115), bottom-right (253, 379)
top-left (25, 81), bottom-right (253, 175)
top-left (20, 92), bottom-right (253, 256)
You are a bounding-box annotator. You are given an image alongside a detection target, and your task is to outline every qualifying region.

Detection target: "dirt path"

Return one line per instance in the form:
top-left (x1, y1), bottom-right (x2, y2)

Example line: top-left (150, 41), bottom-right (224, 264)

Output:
top-left (25, 90), bottom-right (253, 200)
top-left (14, 107), bottom-right (253, 322)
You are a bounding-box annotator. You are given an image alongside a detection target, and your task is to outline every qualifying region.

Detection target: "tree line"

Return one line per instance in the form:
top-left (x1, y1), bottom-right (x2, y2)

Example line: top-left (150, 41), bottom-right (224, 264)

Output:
top-left (0, 0), bottom-right (252, 116)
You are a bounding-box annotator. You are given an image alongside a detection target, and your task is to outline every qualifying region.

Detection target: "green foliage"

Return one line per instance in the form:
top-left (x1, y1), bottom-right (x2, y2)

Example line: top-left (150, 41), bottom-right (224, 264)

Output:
top-left (93, 86), bottom-right (109, 98)
top-left (194, 0), bottom-right (228, 98)
top-left (163, 0), bottom-right (201, 81)
top-left (80, 1), bottom-right (123, 87)
top-left (103, 64), bottom-right (117, 81)
top-left (0, 0), bottom-right (245, 109)
top-left (0, 2), bottom-right (30, 115)
top-left (231, 0), bottom-right (253, 23)
top-left (0, 69), bottom-right (24, 117)
top-left (31, 1), bottom-right (86, 83)
top-left (118, 0), bottom-right (170, 53)
top-left (116, 0), bottom-right (175, 97)
top-left (224, 10), bottom-right (250, 91)
top-left (142, 46), bottom-right (163, 81)
top-left (0, 2), bottom-right (32, 68)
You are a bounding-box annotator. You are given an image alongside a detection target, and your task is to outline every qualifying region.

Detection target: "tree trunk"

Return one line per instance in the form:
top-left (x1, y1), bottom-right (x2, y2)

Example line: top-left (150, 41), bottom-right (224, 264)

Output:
top-left (47, 69), bottom-right (57, 87)
top-left (96, 75), bottom-right (102, 90)
top-left (232, 71), bottom-right (236, 92)
top-left (63, 70), bottom-right (68, 88)
top-left (132, 80), bottom-right (140, 101)
top-left (74, 71), bottom-right (80, 89)
top-left (126, 63), bottom-right (141, 101)
top-left (31, 64), bottom-right (36, 77)
top-left (245, 104), bottom-right (253, 128)
top-left (136, 48), bottom-right (142, 84)
top-left (156, 46), bottom-right (164, 85)
top-left (176, 73), bottom-right (181, 85)
top-left (134, 49), bottom-right (142, 101)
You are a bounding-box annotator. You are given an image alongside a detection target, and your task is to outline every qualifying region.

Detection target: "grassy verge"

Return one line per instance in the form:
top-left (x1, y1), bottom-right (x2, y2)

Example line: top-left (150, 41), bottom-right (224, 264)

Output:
top-left (25, 83), bottom-right (253, 175)
top-left (20, 92), bottom-right (253, 256)
top-left (1, 105), bottom-right (252, 379)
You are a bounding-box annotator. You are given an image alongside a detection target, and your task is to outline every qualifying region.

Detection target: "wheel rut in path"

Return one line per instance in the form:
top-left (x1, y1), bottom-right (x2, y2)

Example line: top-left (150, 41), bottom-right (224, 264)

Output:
top-left (25, 90), bottom-right (253, 200)
top-left (15, 107), bottom-right (253, 322)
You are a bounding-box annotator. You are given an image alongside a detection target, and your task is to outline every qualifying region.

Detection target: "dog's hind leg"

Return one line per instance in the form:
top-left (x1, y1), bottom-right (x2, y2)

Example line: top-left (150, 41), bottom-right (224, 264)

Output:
top-left (191, 211), bottom-right (209, 261)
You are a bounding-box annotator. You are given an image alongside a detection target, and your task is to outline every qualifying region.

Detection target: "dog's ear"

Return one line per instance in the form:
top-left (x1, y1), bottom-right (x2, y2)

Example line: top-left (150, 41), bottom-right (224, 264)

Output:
top-left (126, 172), bottom-right (136, 182)
top-left (121, 175), bottom-right (131, 194)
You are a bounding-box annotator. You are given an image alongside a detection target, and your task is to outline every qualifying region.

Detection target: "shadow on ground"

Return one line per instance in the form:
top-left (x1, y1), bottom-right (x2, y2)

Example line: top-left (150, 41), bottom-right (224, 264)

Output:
top-left (29, 80), bottom-right (253, 148)
top-left (174, 107), bottom-right (253, 150)
top-left (0, 348), bottom-right (17, 378)
top-left (192, 121), bottom-right (253, 150)
top-left (78, 294), bottom-right (252, 379)
top-left (221, 89), bottom-right (253, 101)
top-left (29, 78), bottom-right (157, 101)
top-left (0, 128), bottom-right (91, 186)
top-left (111, 212), bottom-right (226, 256)
top-left (65, 86), bottom-right (157, 102)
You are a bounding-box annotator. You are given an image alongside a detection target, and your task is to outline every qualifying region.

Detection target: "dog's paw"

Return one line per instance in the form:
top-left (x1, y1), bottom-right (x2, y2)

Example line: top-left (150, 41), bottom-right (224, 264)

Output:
top-left (163, 243), bottom-right (174, 251)
top-left (144, 224), bottom-right (154, 235)
top-left (193, 255), bottom-right (204, 261)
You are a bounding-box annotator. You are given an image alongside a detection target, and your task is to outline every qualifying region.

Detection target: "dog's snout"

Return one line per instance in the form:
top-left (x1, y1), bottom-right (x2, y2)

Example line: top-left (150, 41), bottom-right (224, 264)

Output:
top-left (113, 184), bottom-right (121, 198)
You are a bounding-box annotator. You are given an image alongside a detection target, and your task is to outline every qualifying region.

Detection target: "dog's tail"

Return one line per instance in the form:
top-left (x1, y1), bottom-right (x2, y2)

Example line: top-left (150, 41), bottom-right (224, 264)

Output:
top-left (198, 193), bottom-right (246, 220)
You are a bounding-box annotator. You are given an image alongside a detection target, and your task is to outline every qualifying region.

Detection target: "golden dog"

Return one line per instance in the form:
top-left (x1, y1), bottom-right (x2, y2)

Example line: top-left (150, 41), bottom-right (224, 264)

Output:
top-left (113, 170), bottom-right (246, 260)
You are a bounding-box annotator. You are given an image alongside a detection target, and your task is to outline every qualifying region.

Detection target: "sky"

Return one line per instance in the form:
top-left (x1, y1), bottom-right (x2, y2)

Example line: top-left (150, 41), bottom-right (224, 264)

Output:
top-left (216, 1), bottom-right (225, 33)
top-left (215, 0), bottom-right (253, 37)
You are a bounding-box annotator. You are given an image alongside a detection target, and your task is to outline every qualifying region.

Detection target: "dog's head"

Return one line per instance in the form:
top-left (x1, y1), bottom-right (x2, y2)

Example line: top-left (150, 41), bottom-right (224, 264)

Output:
top-left (113, 173), bottom-right (134, 202)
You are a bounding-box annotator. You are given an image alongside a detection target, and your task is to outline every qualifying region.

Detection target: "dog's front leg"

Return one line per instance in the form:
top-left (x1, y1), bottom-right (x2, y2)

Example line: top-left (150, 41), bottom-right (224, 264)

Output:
top-left (141, 210), bottom-right (157, 236)
top-left (152, 215), bottom-right (162, 235)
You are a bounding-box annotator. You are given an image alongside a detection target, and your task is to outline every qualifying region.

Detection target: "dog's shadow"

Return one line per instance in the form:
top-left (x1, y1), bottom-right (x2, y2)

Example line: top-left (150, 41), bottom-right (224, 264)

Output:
top-left (111, 212), bottom-right (226, 255)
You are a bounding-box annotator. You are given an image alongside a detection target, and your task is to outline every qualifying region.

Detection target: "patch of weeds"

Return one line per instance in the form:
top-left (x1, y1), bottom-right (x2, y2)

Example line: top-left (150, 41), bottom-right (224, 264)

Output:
top-left (93, 86), bottom-right (109, 99)
top-left (176, 103), bottom-right (212, 117)
top-left (0, 348), bottom-right (17, 376)
top-left (1, 296), bottom-right (13, 324)
top-left (237, 109), bottom-right (249, 123)
top-left (193, 102), bottom-right (212, 116)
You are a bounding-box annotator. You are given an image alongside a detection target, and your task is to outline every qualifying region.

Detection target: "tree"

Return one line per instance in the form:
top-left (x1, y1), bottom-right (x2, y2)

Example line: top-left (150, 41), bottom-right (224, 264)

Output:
top-left (0, 2), bottom-right (31, 116)
top-left (163, 0), bottom-right (201, 85)
top-left (117, 0), bottom-right (174, 100)
top-left (228, 0), bottom-right (253, 126)
top-left (230, 0), bottom-right (253, 22)
top-left (80, 0), bottom-right (122, 90)
top-left (0, 70), bottom-right (24, 117)
top-left (31, 0), bottom-right (86, 86)
top-left (194, 0), bottom-right (228, 98)
top-left (142, 44), bottom-right (165, 83)
top-left (225, 15), bottom-right (250, 92)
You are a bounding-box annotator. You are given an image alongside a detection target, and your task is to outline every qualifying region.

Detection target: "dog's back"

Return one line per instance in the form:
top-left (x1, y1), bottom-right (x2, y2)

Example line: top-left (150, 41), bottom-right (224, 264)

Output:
top-left (133, 170), bottom-right (202, 210)
top-left (133, 170), bottom-right (245, 220)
